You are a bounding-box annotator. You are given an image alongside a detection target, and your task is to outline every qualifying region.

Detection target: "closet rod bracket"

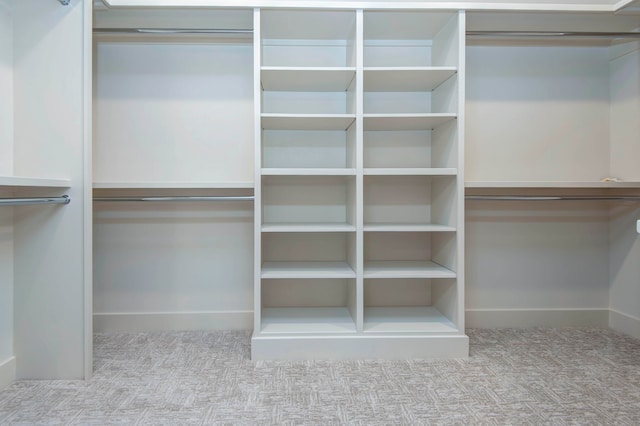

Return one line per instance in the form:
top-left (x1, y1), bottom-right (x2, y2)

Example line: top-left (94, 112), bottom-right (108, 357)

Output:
top-left (58, 0), bottom-right (70, 5)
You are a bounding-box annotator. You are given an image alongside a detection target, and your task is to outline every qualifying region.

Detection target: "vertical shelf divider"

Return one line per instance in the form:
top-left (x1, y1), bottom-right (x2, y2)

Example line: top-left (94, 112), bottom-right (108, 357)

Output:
top-left (456, 10), bottom-right (467, 333)
top-left (355, 9), bottom-right (365, 333)
top-left (253, 7), bottom-right (262, 335)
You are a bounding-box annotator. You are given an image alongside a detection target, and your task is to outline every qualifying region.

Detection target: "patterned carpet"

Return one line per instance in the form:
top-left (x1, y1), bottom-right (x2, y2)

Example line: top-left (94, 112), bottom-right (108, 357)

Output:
top-left (1, 328), bottom-right (639, 425)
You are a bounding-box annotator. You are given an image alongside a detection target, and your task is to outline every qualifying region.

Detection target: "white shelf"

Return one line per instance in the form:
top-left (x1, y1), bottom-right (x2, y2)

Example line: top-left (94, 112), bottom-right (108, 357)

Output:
top-left (364, 261), bottom-right (456, 279)
top-left (262, 222), bottom-right (356, 233)
top-left (261, 67), bottom-right (356, 91)
top-left (262, 114), bottom-right (356, 131)
top-left (0, 176), bottom-right (71, 189)
top-left (465, 181), bottom-right (640, 189)
top-left (364, 168), bottom-right (457, 176)
top-left (261, 307), bottom-right (356, 334)
top-left (262, 261), bottom-right (356, 279)
top-left (364, 67), bottom-right (456, 92)
top-left (363, 114), bottom-right (456, 131)
top-left (364, 223), bottom-right (456, 232)
top-left (93, 181), bottom-right (254, 189)
top-left (262, 168), bottom-right (356, 176)
top-left (364, 307), bottom-right (458, 333)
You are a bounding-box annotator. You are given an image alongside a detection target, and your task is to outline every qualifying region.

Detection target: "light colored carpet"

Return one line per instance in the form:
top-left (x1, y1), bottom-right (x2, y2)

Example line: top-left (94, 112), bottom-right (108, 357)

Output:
top-left (1, 328), bottom-right (639, 425)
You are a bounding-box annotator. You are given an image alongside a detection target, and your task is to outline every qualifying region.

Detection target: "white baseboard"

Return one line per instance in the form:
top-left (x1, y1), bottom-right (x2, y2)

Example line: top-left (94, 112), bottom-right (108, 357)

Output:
top-left (466, 309), bottom-right (609, 328)
top-left (609, 310), bottom-right (640, 340)
top-left (0, 356), bottom-right (16, 391)
top-left (94, 311), bottom-right (253, 333)
top-left (94, 309), bottom-right (631, 337)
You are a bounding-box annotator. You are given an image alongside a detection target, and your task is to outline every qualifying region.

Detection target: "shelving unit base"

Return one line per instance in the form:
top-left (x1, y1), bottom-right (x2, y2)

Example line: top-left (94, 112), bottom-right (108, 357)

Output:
top-left (251, 334), bottom-right (469, 360)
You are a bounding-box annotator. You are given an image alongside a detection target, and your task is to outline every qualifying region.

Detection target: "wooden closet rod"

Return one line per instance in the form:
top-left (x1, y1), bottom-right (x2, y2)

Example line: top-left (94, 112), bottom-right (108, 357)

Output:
top-left (466, 196), bottom-right (640, 201)
top-left (467, 31), bottom-right (640, 39)
top-left (94, 196), bottom-right (254, 202)
top-left (93, 28), bottom-right (253, 35)
top-left (0, 196), bottom-right (70, 206)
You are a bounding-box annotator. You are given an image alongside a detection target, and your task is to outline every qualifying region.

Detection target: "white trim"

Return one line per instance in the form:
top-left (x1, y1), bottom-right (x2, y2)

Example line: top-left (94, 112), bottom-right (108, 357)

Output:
top-left (0, 356), bottom-right (16, 391)
top-left (466, 308), bottom-right (609, 328)
top-left (93, 310), bottom-right (634, 334)
top-left (93, 311), bottom-right (254, 332)
top-left (252, 334), bottom-right (469, 360)
top-left (103, 1), bottom-right (618, 13)
top-left (614, 0), bottom-right (640, 11)
top-left (609, 310), bottom-right (640, 340)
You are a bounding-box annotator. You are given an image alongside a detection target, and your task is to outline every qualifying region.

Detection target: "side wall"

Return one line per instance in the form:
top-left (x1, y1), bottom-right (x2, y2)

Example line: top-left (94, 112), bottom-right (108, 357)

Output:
top-left (0, 0), bottom-right (15, 391)
top-left (0, 0), bottom-right (12, 174)
top-left (609, 43), bottom-right (640, 339)
top-left (0, 207), bottom-right (14, 389)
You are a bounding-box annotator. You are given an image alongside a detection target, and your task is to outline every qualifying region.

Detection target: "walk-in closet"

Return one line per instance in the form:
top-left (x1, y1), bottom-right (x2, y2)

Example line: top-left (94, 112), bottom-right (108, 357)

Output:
top-left (1, 0), bottom-right (639, 391)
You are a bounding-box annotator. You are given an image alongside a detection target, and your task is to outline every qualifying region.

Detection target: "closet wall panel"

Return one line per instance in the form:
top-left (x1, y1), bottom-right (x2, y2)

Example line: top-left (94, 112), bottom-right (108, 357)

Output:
top-left (93, 202), bottom-right (253, 331)
top-left (609, 43), bottom-right (640, 181)
top-left (0, 209), bottom-right (13, 388)
top-left (94, 42), bottom-right (254, 185)
top-left (609, 206), bottom-right (640, 339)
top-left (465, 45), bottom-right (611, 182)
top-left (0, 0), bottom-right (11, 175)
top-left (466, 204), bottom-right (611, 326)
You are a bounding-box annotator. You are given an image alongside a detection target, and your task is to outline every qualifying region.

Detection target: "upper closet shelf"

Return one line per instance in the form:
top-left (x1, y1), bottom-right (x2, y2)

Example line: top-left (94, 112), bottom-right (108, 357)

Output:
top-left (261, 67), bottom-right (356, 91)
top-left (466, 181), bottom-right (640, 189)
top-left (262, 114), bottom-right (356, 131)
top-left (0, 176), bottom-right (71, 190)
top-left (93, 182), bottom-right (254, 189)
top-left (364, 114), bottom-right (456, 131)
top-left (364, 67), bottom-right (456, 92)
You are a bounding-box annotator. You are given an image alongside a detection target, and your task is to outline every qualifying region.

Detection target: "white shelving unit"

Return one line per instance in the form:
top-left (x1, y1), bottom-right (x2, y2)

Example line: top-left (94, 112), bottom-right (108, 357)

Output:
top-left (253, 8), bottom-right (467, 360)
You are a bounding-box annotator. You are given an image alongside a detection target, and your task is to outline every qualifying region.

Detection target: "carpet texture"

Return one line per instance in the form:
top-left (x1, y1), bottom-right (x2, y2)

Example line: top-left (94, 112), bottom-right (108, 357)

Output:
top-left (1, 328), bottom-right (639, 424)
